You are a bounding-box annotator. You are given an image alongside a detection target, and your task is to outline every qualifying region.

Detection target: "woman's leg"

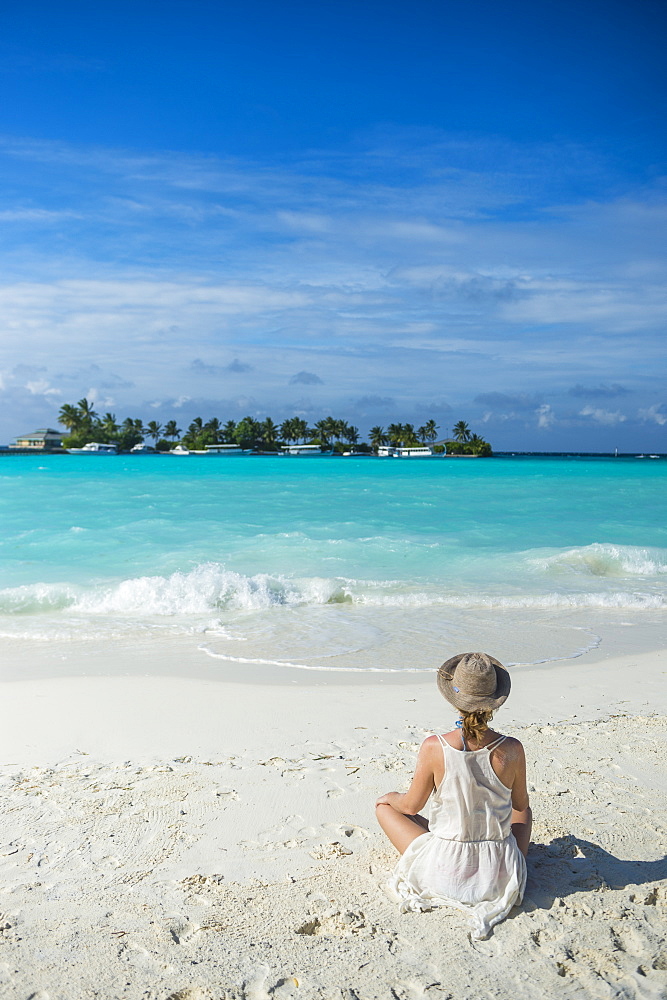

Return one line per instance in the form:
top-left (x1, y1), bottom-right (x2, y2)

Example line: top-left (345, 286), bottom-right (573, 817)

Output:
top-left (375, 803), bottom-right (429, 854)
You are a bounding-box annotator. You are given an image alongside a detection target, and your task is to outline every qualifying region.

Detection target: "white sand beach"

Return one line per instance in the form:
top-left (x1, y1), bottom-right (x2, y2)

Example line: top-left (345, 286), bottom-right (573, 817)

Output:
top-left (0, 646), bottom-right (665, 1000)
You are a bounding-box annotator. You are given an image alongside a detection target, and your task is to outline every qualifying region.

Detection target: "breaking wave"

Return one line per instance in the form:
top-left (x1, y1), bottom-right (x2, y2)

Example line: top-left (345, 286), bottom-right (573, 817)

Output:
top-left (530, 543), bottom-right (667, 578)
top-left (0, 551), bottom-right (664, 620)
top-left (0, 564), bottom-right (353, 617)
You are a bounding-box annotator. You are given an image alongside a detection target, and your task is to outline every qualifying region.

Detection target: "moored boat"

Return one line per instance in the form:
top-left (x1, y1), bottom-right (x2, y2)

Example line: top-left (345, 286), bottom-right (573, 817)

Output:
top-left (282, 444), bottom-right (329, 455)
top-left (67, 442), bottom-right (118, 454)
top-left (378, 444), bottom-right (443, 457)
top-left (205, 444), bottom-right (245, 455)
top-left (394, 446), bottom-right (434, 458)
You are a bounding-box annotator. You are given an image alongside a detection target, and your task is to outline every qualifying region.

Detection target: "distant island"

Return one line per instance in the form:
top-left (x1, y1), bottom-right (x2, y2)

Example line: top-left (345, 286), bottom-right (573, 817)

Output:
top-left (52, 399), bottom-right (493, 456)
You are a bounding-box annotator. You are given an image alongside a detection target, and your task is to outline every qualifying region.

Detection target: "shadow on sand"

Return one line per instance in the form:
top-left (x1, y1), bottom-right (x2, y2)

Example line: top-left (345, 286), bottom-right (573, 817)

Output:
top-left (523, 834), bottom-right (666, 910)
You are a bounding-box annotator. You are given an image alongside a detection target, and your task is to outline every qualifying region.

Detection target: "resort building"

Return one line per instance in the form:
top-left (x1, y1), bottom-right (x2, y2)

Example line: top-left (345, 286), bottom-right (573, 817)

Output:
top-left (10, 428), bottom-right (64, 451)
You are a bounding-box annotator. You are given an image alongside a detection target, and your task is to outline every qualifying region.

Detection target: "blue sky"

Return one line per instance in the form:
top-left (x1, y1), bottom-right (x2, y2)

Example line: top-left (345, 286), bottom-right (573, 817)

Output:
top-left (1, 0), bottom-right (665, 449)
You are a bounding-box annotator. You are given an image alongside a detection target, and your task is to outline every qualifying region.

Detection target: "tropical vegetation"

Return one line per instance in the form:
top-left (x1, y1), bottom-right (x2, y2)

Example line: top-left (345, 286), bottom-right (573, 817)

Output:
top-left (57, 400), bottom-right (492, 455)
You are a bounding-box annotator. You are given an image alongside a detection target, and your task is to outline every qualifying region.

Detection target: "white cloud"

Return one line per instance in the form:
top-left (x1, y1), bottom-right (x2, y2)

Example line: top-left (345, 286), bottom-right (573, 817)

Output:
top-left (536, 404), bottom-right (556, 429)
top-left (0, 209), bottom-right (80, 222)
top-left (277, 211), bottom-right (332, 233)
top-left (25, 379), bottom-right (61, 398)
top-left (84, 387), bottom-right (115, 409)
top-left (638, 404), bottom-right (667, 426)
top-left (578, 406), bottom-right (627, 425)
top-left (500, 281), bottom-right (667, 333)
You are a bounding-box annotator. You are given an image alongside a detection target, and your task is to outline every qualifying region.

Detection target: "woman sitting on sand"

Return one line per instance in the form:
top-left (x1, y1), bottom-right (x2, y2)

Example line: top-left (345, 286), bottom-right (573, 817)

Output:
top-left (376, 652), bottom-right (531, 939)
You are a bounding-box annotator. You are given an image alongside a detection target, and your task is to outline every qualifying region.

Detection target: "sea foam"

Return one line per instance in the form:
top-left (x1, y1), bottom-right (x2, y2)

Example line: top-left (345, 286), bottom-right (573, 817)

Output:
top-left (530, 543), bottom-right (667, 578)
top-left (0, 554), bottom-right (663, 620)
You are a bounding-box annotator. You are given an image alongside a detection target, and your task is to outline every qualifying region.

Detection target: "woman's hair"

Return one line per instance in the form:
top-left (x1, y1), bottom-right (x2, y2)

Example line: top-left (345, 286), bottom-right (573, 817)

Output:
top-left (461, 709), bottom-right (494, 743)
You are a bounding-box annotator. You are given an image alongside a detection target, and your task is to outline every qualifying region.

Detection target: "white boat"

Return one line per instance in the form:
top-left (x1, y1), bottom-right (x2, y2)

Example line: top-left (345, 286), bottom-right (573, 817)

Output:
top-left (67, 442), bottom-right (118, 454)
top-left (130, 443), bottom-right (156, 454)
top-left (282, 444), bottom-right (327, 455)
top-left (377, 445), bottom-right (395, 457)
top-left (170, 444), bottom-right (191, 455)
top-left (394, 446), bottom-right (434, 458)
top-left (205, 444), bottom-right (244, 455)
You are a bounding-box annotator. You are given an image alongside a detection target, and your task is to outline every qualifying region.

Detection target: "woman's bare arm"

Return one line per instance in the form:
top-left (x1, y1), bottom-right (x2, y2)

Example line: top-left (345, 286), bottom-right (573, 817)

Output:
top-left (376, 736), bottom-right (438, 816)
top-left (509, 740), bottom-right (532, 857)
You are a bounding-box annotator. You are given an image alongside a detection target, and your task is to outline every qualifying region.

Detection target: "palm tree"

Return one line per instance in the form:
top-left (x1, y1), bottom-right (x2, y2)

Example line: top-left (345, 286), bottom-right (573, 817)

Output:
top-left (76, 398), bottom-right (98, 428)
top-left (344, 424), bottom-right (359, 445)
top-left (234, 416), bottom-right (261, 449)
top-left (146, 421), bottom-right (162, 446)
top-left (453, 420), bottom-right (471, 443)
top-left (260, 417), bottom-right (279, 450)
top-left (468, 433), bottom-right (491, 456)
top-left (402, 423), bottom-right (418, 446)
top-left (118, 416), bottom-right (143, 450)
top-left (333, 418), bottom-right (348, 442)
top-left (312, 419), bottom-right (331, 445)
top-left (188, 417), bottom-right (203, 436)
top-left (387, 423), bottom-right (404, 446)
top-left (205, 418), bottom-right (221, 443)
top-left (164, 419), bottom-right (181, 441)
top-left (100, 412), bottom-right (119, 441)
top-left (418, 419), bottom-right (439, 443)
top-left (323, 416), bottom-right (338, 444)
top-left (293, 418), bottom-right (309, 443)
top-left (58, 403), bottom-right (82, 432)
top-left (369, 425), bottom-right (388, 451)
top-left (280, 418), bottom-right (296, 445)
top-left (222, 420), bottom-right (237, 443)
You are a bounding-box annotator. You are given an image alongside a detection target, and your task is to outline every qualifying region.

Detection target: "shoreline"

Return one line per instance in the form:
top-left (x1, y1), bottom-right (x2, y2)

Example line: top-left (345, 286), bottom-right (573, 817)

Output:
top-left (1, 610), bottom-right (665, 686)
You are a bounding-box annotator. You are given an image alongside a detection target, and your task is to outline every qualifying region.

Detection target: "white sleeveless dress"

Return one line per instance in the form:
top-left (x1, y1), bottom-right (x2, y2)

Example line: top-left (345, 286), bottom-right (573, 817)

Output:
top-left (388, 733), bottom-right (527, 939)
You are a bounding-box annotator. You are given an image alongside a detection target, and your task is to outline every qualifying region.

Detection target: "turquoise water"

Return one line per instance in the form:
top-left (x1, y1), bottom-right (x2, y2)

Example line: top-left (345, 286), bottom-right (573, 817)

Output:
top-left (1, 454), bottom-right (665, 673)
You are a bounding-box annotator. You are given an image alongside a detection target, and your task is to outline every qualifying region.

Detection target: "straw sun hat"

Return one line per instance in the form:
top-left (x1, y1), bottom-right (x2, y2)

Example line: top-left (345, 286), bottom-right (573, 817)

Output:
top-left (437, 652), bottom-right (511, 713)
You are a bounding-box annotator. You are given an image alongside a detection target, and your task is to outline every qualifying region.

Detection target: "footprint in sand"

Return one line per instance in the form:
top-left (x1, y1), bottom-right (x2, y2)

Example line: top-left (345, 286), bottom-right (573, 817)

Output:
top-left (243, 964), bottom-right (272, 1000)
top-left (119, 939), bottom-right (162, 972)
top-left (268, 976), bottom-right (305, 1000)
top-left (335, 823), bottom-right (369, 841)
top-left (216, 788), bottom-right (240, 802)
top-left (166, 990), bottom-right (218, 1000)
top-left (170, 918), bottom-right (201, 944)
top-left (295, 910), bottom-right (373, 937)
top-left (390, 982), bottom-right (452, 999)
top-left (309, 841), bottom-right (353, 860)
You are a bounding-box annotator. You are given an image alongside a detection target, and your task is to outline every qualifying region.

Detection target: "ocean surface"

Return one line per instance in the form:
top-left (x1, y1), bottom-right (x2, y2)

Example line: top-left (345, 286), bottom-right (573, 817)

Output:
top-left (1, 454), bottom-right (665, 677)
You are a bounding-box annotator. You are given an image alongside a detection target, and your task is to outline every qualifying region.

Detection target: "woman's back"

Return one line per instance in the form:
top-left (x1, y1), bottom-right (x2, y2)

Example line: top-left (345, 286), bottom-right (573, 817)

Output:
top-left (428, 733), bottom-right (513, 842)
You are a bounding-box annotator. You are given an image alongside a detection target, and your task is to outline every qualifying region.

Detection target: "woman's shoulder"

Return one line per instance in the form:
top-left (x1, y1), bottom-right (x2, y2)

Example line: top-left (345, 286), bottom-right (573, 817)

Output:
top-left (420, 734), bottom-right (444, 750)
top-left (418, 734), bottom-right (450, 758)
top-left (421, 731), bottom-right (458, 747)
top-left (492, 734), bottom-right (526, 761)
